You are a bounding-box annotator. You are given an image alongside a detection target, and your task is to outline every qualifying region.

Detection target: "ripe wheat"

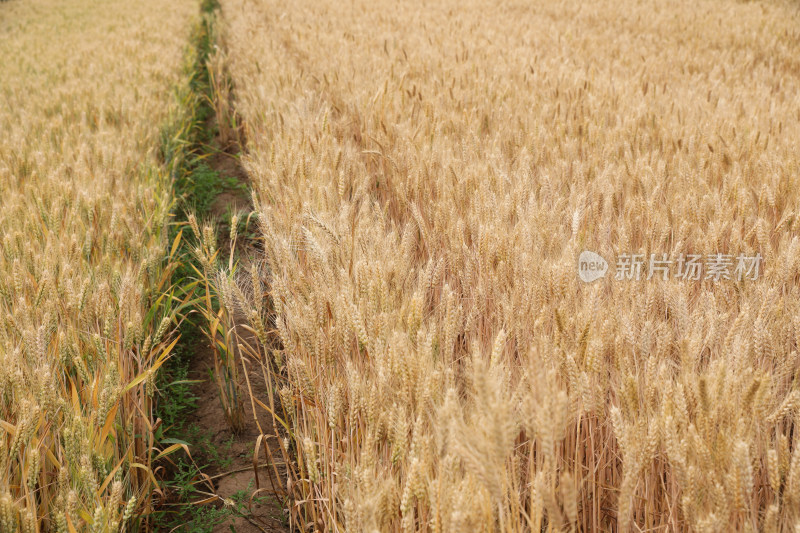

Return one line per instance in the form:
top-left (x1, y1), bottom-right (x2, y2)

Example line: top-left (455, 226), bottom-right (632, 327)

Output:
top-left (0, 0), bottom-right (196, 530)
top-left (217, 0), bottom-right (800, 530)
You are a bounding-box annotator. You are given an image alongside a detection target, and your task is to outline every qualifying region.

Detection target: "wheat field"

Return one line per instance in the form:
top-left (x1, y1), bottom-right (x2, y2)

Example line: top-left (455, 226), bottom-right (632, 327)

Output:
top-left (214, 0), bottom-right (800, 530)
top-left (0, 0), bottom-right (196, 530)
top-left (3, 0), bottom-right (800, 530)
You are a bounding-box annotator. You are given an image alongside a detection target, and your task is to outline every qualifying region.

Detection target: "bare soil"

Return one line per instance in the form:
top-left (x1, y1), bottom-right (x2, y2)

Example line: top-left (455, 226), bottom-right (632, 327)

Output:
top-left (184, 326), bottom-right (289, 533)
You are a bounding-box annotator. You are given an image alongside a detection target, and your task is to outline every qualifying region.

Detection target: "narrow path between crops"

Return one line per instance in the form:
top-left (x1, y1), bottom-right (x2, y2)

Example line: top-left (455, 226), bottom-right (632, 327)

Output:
top-left (180, 86), bottom-right (290, 533)
top-left (155, 2), bottom-right (291, 531)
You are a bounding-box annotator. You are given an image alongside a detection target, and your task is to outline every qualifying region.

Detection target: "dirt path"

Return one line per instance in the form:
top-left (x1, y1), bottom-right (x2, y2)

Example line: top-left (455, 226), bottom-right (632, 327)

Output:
top-left (183, 141), bottom-right (289, 532)
top-left (184, 323), bottom-right (288, 532)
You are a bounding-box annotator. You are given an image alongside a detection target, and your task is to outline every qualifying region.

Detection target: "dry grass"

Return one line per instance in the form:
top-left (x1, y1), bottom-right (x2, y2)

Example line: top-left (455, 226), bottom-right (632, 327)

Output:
top-left (228, 0), bottom-right (800, 530)
top-left (0, 0), bottom-right (197, 530)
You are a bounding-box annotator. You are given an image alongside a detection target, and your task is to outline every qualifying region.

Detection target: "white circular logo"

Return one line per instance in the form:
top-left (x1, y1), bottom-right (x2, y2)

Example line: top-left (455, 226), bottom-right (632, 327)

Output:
top-left (578, 251), bottom-right (608, 282)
